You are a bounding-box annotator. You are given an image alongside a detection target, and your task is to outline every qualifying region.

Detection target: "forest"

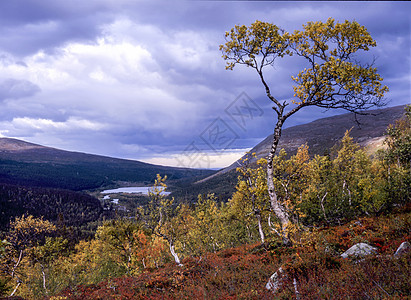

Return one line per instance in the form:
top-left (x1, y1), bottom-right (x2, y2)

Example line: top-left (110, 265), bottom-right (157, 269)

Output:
top-left (0, 184), bottom-right (103, 231)
top-left (0, 105), bottom-right (409, 299)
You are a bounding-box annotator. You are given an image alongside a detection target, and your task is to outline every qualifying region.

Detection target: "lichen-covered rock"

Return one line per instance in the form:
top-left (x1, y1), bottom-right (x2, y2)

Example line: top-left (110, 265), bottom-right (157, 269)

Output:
top-left (394, 241), bottom-right (410, 258)
top-left (341, 243), bottom-right (377, 259)
top-left (266, 267), bottom-right (284, 292)
top-left (266, 266), bottom-right (300, 298)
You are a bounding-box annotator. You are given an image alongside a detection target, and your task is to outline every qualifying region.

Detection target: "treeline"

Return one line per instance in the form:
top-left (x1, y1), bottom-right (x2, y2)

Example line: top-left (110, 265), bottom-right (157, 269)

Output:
top-left (0, 106), bottom-right (409, 298)
top-left (0, 184), bottom-right (103, 231)
top-left (0, 160), bottom-right (110, 191)
top-left (169, 170), bottom-right (238, 203)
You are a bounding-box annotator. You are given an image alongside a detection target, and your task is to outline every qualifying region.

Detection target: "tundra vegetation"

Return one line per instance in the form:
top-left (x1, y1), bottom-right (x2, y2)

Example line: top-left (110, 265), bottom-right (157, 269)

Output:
top-left (0, 20), bottom-right (409, 299)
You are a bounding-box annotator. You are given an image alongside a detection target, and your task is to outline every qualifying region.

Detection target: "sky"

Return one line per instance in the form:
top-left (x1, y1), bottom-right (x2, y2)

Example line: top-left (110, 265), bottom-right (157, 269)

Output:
top-left (0, 1), bottom-right (409, 169)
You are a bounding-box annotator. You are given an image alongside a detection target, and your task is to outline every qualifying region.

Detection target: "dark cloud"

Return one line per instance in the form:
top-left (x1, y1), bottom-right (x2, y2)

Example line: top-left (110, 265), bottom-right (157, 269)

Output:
top-left (0, 78), bottom-right (41, 101)
top-left (0, 0), bottom-right (114, 56)
top-left (0, 0), bottom-right (114, 26)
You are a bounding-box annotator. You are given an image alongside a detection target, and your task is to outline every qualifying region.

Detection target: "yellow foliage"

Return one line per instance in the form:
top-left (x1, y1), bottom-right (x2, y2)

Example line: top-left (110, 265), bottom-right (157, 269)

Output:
top-left (221, 18), bottom-right (388, 108)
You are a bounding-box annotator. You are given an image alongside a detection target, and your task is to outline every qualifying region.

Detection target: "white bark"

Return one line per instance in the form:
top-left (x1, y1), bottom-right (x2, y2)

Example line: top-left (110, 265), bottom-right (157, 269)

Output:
top-left (268, 214), bottom-right (281, 237)
top-left (127, 243), bottom-right (132, 274)
top-left (319, 192), bottom-right (328, 222)
top-left (11, 250), bottom-right (23, 278)
top-left (293, 278), bottom-right (300, 300)
top-left (267, 121), bottom-right (292, 245)
top-left (257, 214), bottom-right (265, 244)
top-left (9, 250), bottom-right (24, 297)
top-left (40, 264), bottom-right (48, 295)
top-left (10, 281), bottom-right (21, 297)
top-left (169, 241), bottom-right (182, 266)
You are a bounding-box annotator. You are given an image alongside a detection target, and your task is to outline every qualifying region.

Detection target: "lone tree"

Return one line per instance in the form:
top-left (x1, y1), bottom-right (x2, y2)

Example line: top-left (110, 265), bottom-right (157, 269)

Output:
top-left (220, 18), bottom-right (388, 245)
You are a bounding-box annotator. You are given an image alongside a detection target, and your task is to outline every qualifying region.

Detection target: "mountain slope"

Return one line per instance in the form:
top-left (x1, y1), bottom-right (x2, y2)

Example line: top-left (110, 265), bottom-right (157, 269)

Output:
top-left (171, 105), bottom-right (406, 201)
top-left (0, 139), bottom-right (215, 191)
top-left (202, 105), bottom-right (406, 182)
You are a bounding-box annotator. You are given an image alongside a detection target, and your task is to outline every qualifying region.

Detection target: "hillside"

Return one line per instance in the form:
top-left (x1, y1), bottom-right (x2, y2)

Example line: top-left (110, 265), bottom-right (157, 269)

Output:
top-left (246, 105), bottom-right (405, 160)
top-left (0, 138), bottom-right (215, 191)
top-left (55, 210), bottom-right (411, 299)
top-left (201, 105), bottom-right (405, 181)
top-left (173, 105), bottom-right (406, 201)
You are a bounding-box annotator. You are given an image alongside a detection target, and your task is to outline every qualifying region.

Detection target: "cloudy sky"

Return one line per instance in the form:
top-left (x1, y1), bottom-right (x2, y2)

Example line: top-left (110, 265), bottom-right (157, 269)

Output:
top-left (0, 1), bottom-right (409, 169)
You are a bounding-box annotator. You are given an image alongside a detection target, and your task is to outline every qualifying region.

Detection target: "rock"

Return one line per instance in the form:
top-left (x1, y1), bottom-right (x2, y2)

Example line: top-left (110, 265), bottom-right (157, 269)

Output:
top-left (394, 241), bottom-right (410, 258)
top-left (266, 267), bottom-right (300, 299)
top-left (341, 243), bottom-right (377, 259)
top-left (266, 267), bottom-right (284, 292)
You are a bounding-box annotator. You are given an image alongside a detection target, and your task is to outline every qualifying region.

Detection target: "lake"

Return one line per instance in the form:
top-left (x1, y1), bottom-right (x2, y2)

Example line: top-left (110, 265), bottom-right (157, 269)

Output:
top-left (101, 186), bottom-right (171, 195)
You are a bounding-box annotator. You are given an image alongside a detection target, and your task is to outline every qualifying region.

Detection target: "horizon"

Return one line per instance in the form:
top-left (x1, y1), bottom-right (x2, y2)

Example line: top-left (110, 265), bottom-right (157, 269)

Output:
top-left (0, 1), bottom-right (409, 168)
top-left (0, 104), bottom-right (405, 170)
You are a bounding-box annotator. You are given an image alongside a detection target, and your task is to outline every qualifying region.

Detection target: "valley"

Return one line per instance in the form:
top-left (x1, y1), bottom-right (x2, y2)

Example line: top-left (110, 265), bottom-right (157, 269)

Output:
top-left (0, 104), bottom-right (409, 299)
top-left (0, 105), bottom-right (406, 223)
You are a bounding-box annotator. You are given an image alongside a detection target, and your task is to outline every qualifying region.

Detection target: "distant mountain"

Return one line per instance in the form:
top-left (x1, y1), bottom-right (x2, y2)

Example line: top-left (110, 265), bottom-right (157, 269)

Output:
top-left (0, 138), bottom-right (44, 151)
top-left (248, 105), bottom-right (405, 158)
top-left (176, 105), bottom-right (406, 200)
top-left (0, 138), bottom-right (215, 191)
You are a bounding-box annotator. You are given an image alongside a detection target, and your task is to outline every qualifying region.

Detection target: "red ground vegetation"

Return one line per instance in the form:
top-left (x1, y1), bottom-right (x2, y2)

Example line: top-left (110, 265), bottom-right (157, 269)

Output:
top-left (57, 210), bottom-right (410, 299)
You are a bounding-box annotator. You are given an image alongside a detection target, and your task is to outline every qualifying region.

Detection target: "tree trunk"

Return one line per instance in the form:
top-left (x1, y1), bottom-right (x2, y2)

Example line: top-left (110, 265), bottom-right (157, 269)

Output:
top-left (256, 213), bottom-right (265, 244)
top-left (248, 176), bottom-right (266, 244)
top-left (40, 264), bottom-right (48, 295)
top-left (169, 240), bottom-right (182, 266)
top-left (267, 119), bottom-right (292, 245)
top-left (126, 241), bottom-right (132, 274)
top-left (10, 281), bottom-right (21, 297)
top-left (9, 250), bottom-right (23, 297)
top-left (293, 277), bottom-right (300, 299)
top-left (11, 250), bottom-right (23, 278)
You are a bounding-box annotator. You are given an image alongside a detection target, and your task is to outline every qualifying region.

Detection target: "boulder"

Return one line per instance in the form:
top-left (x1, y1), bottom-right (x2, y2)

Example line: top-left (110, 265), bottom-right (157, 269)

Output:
top-left (266, 267), bottom-right (284, 292)
top-left (266, 266), bottom-right (300, 299)
top-left (341, 243), bottom-right (377, 259)
top-left (394, 241), bottom-right (410, 258)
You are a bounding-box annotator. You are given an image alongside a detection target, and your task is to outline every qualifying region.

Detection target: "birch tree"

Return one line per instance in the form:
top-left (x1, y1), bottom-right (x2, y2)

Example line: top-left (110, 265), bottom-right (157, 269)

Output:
top-left (2, 215), bottom-right (56, 297)
top-left (234, 154), bottom-right (270, 244)
top-left (142, 174), bottom-right (182, 266)
top-left (220, 18), bottom-right (388, 244)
